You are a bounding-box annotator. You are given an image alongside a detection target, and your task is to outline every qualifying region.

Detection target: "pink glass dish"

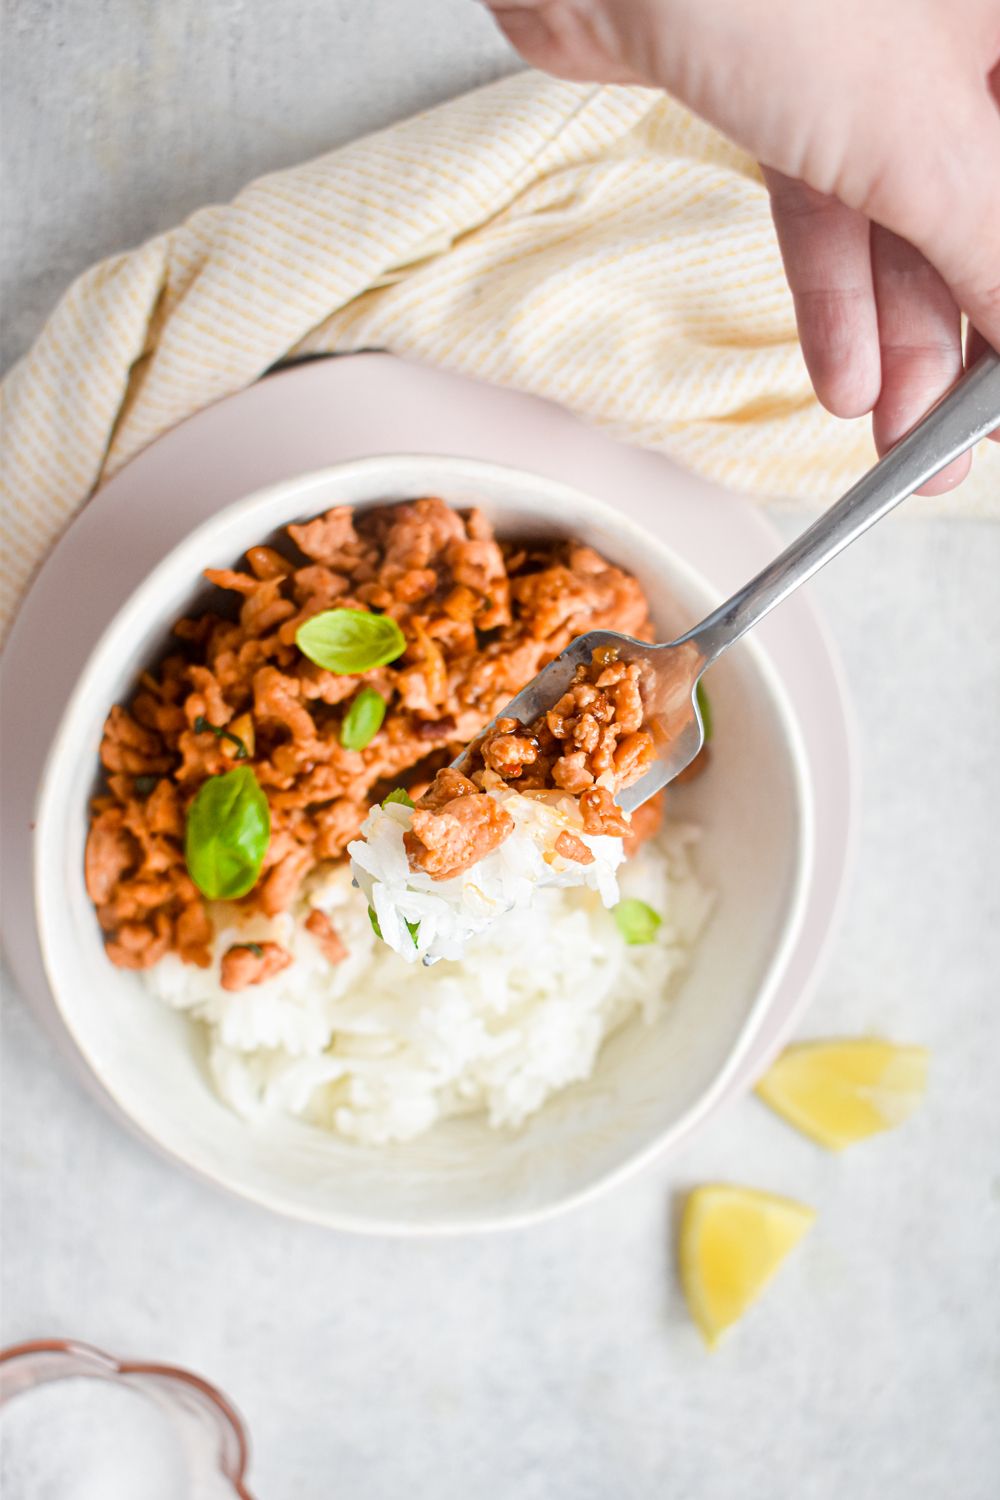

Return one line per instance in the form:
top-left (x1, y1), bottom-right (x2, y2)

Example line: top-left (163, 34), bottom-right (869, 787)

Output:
top-left (0, 1339), bottom-right (253, 1498)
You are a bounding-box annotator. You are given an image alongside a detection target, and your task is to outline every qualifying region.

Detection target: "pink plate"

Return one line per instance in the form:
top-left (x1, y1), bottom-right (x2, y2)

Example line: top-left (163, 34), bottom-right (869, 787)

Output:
top-left (0, 353), bottom-right (857, 1187)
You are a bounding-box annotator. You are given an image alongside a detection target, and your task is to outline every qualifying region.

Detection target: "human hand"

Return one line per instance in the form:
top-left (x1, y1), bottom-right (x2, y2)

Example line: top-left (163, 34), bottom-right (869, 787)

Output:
top-left (484, 0), bottom-right (1000, 492)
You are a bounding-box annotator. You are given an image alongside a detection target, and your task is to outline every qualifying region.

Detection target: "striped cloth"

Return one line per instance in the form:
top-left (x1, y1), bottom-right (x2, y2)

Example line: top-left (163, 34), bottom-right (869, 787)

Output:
top-left (3, 72), bottom-right (996, 636)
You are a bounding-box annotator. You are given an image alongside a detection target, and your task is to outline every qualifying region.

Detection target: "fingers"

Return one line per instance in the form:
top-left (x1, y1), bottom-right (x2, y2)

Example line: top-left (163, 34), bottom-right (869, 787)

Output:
top-left (966, 326), bottom-right (1000, 442)
top-left (864, 67), bottom-right (1000, 460)
top-left (763, 168), bottom-right (881, 419)
top-left (483, 1), bottom-right (642, 82)
top-left (876, 87), bottom-right (1000, 372)
top-left (870, 227), bottom-right (970, 494)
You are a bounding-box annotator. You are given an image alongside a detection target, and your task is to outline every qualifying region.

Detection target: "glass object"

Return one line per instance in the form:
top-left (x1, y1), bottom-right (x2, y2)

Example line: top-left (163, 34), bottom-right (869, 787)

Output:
top-left (0, 1339), bottom-right (253, 1498)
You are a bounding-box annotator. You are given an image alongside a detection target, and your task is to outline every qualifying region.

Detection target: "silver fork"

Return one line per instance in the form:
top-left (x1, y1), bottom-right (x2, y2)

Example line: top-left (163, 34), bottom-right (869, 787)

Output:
top-left (454, 348), bottom-right (1000, 810)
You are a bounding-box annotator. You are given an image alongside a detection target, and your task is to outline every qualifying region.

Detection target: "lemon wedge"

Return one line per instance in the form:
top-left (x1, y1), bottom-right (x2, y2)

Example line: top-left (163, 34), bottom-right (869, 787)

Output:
top-left (755, 1039), bottom-right (928, 1150)
top-left (680, 1184), bottom-right (816, 1347)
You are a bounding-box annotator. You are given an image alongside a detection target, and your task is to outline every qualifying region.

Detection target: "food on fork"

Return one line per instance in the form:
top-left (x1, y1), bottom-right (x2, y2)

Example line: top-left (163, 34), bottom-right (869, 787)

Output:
top-left (350, 650), bottom-right (659, 962)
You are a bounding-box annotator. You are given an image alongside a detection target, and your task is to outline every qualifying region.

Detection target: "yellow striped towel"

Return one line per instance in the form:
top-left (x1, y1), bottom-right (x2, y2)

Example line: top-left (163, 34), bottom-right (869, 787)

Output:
top-left (2, 71), bottom-right (997, 637)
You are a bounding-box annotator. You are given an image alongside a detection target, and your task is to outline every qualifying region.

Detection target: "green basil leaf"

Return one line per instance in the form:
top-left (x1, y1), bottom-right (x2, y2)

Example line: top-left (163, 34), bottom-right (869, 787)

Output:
top-left (613, 898), bottom-right (662, 945)
top-left (185, 766), bottom-right (270, 900)
top-left (405, 918), bottom-right (420, 946)
top-left (296, 608), bottom-right (406, 674)
top-left (695, 680), bottom-right (713, 743)
top-left (340, 687), bottom-right (387, 751)
top-left (382, 786), bottom-right (415, 809)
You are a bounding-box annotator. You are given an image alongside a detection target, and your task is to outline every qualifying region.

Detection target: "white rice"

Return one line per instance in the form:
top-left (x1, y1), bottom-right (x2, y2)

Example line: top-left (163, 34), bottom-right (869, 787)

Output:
top-left (142, 821), bottom-right (712, 1145)
top-left (348, 788), bottom-right (626, 964)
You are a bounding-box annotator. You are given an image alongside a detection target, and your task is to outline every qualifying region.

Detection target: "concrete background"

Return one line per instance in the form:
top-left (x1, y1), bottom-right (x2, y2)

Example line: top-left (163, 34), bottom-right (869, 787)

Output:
top-left (3, 3), bottom-right (999, 1497)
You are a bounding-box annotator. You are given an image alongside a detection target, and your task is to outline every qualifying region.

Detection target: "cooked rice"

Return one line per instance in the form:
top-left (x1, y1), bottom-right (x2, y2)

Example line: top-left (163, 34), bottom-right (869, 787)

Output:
top-left (142, 821), bottom-right (711, 1144)
top-left (348, 789), bottom-right (626, 964)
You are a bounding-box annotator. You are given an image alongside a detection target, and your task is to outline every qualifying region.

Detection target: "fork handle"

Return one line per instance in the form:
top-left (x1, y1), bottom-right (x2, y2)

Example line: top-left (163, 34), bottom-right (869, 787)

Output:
top-left (681, 348), bottom-right (1000, 668)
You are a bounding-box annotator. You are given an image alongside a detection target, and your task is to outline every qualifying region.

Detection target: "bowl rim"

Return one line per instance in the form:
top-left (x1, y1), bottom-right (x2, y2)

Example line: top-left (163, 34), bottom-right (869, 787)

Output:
top-left (33, 453), bottom-right (814, 1234)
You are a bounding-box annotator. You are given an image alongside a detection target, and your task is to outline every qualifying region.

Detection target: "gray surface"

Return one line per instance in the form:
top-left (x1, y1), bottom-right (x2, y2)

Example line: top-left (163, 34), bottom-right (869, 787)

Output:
top-left (0, 0), bottom-right (519, 373)
top-left (3, 5), bottom-right (999, 1498)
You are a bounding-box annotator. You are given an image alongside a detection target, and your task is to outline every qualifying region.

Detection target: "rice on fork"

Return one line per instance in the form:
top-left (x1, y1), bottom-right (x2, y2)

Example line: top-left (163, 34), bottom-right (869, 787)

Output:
top-left (350, 650), bottom-right (657, 962)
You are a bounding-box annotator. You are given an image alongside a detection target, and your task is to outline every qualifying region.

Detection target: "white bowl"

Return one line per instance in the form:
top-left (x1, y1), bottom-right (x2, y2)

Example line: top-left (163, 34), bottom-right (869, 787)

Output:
top-left (34, 455), bottom-right (812, 1234)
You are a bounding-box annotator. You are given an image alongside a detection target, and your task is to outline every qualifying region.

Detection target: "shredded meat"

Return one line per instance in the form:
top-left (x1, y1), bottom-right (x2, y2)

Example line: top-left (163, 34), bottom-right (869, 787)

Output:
top-left (405, 653), bottom-right (658, 878)
top-left (100, 706), bottom-right (173, 776)
top-left (174, 901), bottom-right (214, 967)
top-left (104, 913), bottom-right (173, 971)
top-left (304, 909), bottom-right (349, 965)
top-left (88, 498), bottom-right (660, 969)
top-left (480, 718), bottom-right (538, 778)
top-left (405, 792), bottom-right (515, 881)
top-left (257, 842), bottom-right (316, 918)
top-left (580, 786), bottom-right (631, 838)
top-left (553, 831), bottom-right (595, 865)
top-left (538, 658), bottom-right (653, 792)
top-left (85, 808), bottom-right (140, 905)
top-left (411, 767), bottom-right (480, 811)
top-left (434, 654), bottom-right (654, 814)
top-left (220, 942), bottom-right (294, 992)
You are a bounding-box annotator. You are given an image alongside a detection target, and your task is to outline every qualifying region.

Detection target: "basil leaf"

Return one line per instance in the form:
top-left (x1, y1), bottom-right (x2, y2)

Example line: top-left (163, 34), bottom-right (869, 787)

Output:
top-left (405, 918), bottom-right (420, 946)
top-left (340, 687), bottom-right (387, 751)
top-left (185, 766), bottom-right (270, 900)
top-left (382, 786), bottom-right (415, 809)
top-left (296, 608), bottom-right (406, 674)
top-left (613, 898), bottom-right (662, 945)
top-left (695, 680), bottom-right (713, 743)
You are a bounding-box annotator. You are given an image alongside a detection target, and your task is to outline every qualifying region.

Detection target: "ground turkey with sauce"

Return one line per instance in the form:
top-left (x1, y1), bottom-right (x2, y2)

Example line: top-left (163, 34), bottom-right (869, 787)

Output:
top-left (85, 497), bottom-right (675, 988)
top-left (404, 653), bottom-right (658, 881)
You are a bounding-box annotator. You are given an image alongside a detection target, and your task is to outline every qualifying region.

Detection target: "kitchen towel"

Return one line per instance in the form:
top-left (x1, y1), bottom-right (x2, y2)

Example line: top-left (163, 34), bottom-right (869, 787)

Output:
top-left (3, 70), bottom-right (997, 634)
